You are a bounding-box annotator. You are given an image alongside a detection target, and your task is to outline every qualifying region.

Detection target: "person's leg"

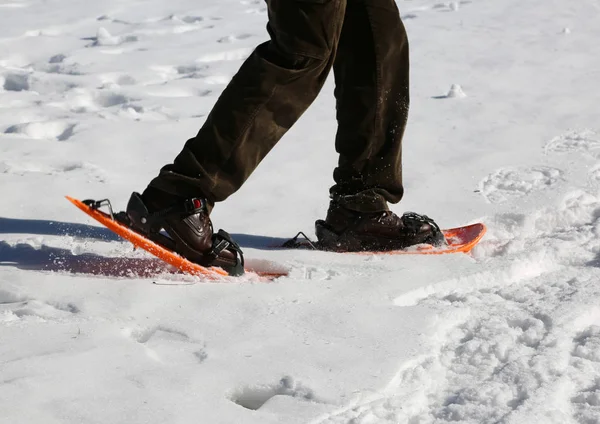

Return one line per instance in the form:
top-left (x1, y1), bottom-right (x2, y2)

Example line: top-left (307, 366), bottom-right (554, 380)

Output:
top-left (330, 0), bottom-right (409, 213)
top-left (145, 0), bottom-right (346, 208)
top-left (314, 0), bottom-right (443, 252)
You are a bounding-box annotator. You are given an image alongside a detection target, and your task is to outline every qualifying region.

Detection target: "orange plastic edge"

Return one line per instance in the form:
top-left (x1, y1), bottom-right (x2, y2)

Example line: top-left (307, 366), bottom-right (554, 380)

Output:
top-left (66, 196), bottom-right (229, 280)
top-left (355, 223), bottom-right (487, 256)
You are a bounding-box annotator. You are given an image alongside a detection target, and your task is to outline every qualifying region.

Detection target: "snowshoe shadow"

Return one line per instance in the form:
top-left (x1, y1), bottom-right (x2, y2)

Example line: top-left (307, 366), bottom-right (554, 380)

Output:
top-left (230, 233), bottom-right (289, 250)
top-left (1, 217), bottom-right (289, 250)
top-left (0, 217), bottom-right (120, 241)
top-left (0, 241), bottom-right (174, 278)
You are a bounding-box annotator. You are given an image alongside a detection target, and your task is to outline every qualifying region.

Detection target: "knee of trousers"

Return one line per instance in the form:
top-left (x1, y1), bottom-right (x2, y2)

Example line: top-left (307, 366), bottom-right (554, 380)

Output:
top-left (261, 37), bottom-right (333, 72)
top-left (265, 0), bottom-right (341, 70)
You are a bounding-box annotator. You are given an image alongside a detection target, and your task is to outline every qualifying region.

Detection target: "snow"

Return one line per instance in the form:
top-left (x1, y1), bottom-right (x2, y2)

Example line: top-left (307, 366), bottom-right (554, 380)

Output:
top-left (1, 0), bottom-right (599, 423)
top-left (444, 84), bottom-right (467, 99)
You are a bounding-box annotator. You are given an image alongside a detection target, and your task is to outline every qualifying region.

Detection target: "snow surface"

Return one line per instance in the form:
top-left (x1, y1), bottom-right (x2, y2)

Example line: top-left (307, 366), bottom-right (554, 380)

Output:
top-left (1, 0), bottom-right (600, 422)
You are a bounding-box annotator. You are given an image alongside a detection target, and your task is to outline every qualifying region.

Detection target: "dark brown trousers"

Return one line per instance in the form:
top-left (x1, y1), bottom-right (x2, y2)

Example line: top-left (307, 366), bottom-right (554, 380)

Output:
top-left (148, 0), bottom-right (409, 213)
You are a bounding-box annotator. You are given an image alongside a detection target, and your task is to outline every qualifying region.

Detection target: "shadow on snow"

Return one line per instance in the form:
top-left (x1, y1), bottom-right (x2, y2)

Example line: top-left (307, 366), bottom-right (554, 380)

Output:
top-left (0, 217), bottom-right (290, 278)
top-left (0, 241), bottom-right (175, 278)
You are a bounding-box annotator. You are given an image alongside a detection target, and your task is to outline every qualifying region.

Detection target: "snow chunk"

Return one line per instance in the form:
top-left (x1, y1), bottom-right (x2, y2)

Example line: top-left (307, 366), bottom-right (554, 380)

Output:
top-left (92, 27), bottom-right (138, 46)
top-left (446, 84), bottom-right (467, 98)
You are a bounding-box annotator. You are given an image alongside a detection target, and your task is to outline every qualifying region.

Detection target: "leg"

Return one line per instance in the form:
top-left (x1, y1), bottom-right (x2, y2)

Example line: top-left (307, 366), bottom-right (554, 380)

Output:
top-left (330, 0), bottom-right (409, 213)
top-left (146, 0), bottom-right (346, 207)
top-left (317, 3), bottom-right (442, 252)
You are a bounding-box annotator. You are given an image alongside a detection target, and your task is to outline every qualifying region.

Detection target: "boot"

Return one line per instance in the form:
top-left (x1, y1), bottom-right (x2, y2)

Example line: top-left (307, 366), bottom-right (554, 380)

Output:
top-left (118, 191), bottom-right (244, 276)
top-left (315, 201), bottom-right (445, 252)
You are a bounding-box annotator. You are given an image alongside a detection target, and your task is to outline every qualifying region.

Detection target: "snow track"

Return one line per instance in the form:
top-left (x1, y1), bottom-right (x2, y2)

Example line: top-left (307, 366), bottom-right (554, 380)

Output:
top-left (311, 193), bottom-right (600, 423)
top-left (340, 271), bottom-right (600, 424)
top-left (310, 128), bottom-right (600, 423)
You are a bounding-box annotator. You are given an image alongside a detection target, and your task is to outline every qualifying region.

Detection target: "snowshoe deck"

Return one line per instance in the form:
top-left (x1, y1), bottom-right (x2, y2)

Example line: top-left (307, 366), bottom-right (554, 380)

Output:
top-left (283, 223), bottom-right (486, 255)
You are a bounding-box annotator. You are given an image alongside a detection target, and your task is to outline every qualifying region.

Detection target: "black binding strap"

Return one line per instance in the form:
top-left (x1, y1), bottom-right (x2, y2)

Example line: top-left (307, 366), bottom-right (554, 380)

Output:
top-left (147, 198), bottom-right (207, 222)
top-left (125, 197), bottom-right (208, 233)
top-left (402, 212), bottom-right (445, 246)
top-left (83, 198), bottom-right (115, 220)
top-left (282, 231), bottom-right (319, 250)
top-left (210, 229), bottom-right (244, 267)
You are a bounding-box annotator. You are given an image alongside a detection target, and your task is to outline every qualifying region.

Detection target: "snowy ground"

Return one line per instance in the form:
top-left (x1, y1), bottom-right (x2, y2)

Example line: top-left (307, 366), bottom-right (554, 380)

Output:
top-left (1, 0), bottom-right (600, 422)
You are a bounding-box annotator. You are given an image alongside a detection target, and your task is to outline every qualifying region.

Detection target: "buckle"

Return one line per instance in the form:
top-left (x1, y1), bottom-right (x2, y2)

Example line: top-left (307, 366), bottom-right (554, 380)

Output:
top-left (183, 198), bottom-right (207, 213)
top-left (210, 229), bottom-right (244, 267)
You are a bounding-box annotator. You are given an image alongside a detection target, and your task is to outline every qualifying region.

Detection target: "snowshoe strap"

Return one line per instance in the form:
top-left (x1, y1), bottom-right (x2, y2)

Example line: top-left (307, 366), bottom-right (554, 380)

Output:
top-left (150, 201), bottom-right (245, 268)
top-left (401, 212), bottom-right (445, 246)
top-left (84, 197), bottom-right (208, 226)
top-left (131, 197), bottom-right (208, 233)
top-left (83, 198), bottom-right (115, 219)
top-left (210, 229), bottom-right (244, 267)
top-left (282, 231), bottom-right (319, 250)
top-left (150, 198), bottom-right (208, 220)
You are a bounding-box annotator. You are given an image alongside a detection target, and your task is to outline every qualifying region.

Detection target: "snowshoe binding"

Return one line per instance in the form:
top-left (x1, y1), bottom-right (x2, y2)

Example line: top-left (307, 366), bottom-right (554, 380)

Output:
top-left (114, 192), bottom-right (244, 276)
top-left (312, 202), bottom-right (446, 252)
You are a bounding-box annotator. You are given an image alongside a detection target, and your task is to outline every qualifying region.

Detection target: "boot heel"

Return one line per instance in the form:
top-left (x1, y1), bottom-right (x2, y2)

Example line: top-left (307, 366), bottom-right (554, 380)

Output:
top-left (315, 220), bottom-right (343, 251)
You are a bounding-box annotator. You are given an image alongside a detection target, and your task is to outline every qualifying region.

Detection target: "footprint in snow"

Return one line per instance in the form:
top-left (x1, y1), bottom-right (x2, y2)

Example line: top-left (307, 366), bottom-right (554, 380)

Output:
top-left (319, 271), bottom-right (600, 424)
top-left (1, 72), bottom-right (30, 91)
top-left (195, 48), bottom-right (254, 63)
top-left (4, 121), bottom-right (76, 141)
top-left (218, 34), bottom-right (252, 44)
top-left (173, 15), bottom-right (205, 24)
top-left (229, 376), bottom-right (323, 411)
top-left (49, 88), bottom-right (140, 116)
top-left (240, 0), bottom-right (267, 15)
top-left (150, 62), bottom-right (232, 86)
top-left (570, 325), bottom-right (600, 423)
top-left (0, 160), bottom-right (107, 182)
top-left (9, 300), bottom-right (80, 319)
top-left (387, 274), bottom-right (597, 424)
top-left (432, 1), bottom-right (463, 12)
top-left (28, 55), bottom-right (86, 76)
top-left (57, 161), bottom-right (108, 183)
top-left (545, 129), bottom-right (600, 157)
top-left (0, 289), bottom-right (80, 322)
top-left (125, 325), bottom-right (208, 364)
top-left (405, 0), bottom-right (470, 15)
top-left (587, 163), bottom-right (600, 185)
top-left (96, 15), bottom-right (131, 25)
top-left (175, 64), bottom-right (209, 79)
top-left (0, 289), bottom-right (28, 305)
top-left (478, 166), bottom-right (563, 204)
top-left (2, 65), bottom-right (79, 94)
top-left (97, 73), bottom-right (137, 87)
top-left (240, 0), bottom-right (264, 8)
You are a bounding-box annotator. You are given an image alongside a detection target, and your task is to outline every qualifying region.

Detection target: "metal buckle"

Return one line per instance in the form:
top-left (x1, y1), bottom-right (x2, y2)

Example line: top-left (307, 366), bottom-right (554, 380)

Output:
top-left (183, 198), bottom-right (206, 214)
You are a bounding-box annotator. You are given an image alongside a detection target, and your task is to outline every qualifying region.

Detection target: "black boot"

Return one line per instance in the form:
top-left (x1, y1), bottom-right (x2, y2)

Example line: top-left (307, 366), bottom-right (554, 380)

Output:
top-left (315, 201), bottom-right (445, 252)
top-left (119, 191), bottom-right (244, 276)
